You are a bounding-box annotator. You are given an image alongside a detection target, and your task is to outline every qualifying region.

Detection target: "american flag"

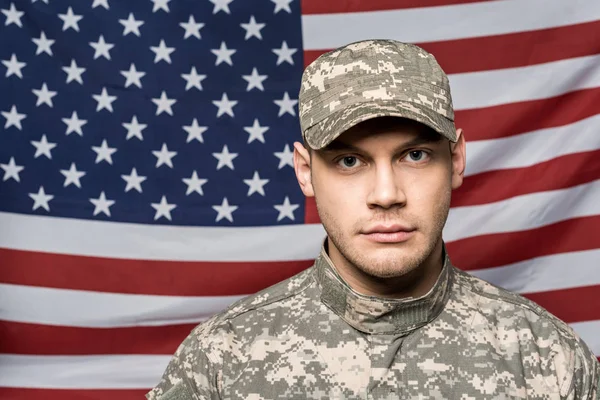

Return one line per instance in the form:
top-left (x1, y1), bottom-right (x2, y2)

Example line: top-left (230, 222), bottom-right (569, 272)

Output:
top-left (0, 0), bottom-right (598, 398)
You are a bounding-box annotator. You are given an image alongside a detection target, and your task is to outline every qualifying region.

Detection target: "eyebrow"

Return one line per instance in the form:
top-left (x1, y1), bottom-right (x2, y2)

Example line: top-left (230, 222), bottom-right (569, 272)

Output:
top-left (321, 134), bottom-right (442, 154)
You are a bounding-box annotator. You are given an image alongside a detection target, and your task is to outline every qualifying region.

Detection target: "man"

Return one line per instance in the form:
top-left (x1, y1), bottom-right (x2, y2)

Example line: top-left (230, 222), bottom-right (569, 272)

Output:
top-left (146, 39), bottom-right (599, 399)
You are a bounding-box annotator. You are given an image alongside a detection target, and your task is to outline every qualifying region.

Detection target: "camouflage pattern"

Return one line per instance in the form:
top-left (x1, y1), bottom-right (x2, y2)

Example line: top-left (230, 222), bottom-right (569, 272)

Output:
top-left (146, 244), bottom-right (599, 399)
top-left (298, 39), bottom-right (457, 150)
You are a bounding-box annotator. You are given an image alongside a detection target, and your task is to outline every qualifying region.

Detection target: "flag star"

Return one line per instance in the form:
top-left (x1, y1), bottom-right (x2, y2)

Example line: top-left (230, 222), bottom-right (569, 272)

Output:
top-left (31, 135), bottom-right (57, 159)
top-left (58, 7), bottom-right (83, 32)
top-left (89, 192), bottom-right (115, 217)
top-left (182, 171), bottom-right (208, 195)
top-left (32, 0), bottom-right (49, 3)
top-left (2, 54), bottom-right (26, 78)
top-left (32, 83), bottom-right (57, 107)
top-left (152, 143), bottom-right (177, 168)
top-left (271, 0), bottom-right (293, 13)
top-left (92, 87), bottom-right (117, 112)
top-left (62, 111), bottom-right (87, 136)
top-left (1, 157), bottom-right (24, 182)
top-left (151, 196), bottom-right (176, 221)
top-left (2, 3), bottom-right (24, 27)
top-left (89, 35), bottom-right (114, 60)
top-left (212, 93), bottom-right (237, 118)
top-left (274, 144), bottom-right (294, 169)
top-left (244, 171), bottom-right (269, 196)
top-left (242, 68), bottom-right (267, 91)
top-left (32, 31), bottom-right (55, 56)
top-left (91, 139), bottom-right (117, 164)
top-left (274, 197), bottom-right (299, 221)
top-left (119, 13), bottom-right (144, 36)
top-left (212, 145), bottom-right (238, 170)
top-left (123, 115), bottom-right (147, 140)
top-left (272, 41), bottom-right (297, 65)
top-left (181, 66), bottom-right (206, 91)
top-left (180, 15), bottom-right (204, 39)
top-left (274, 92), bottom-right (298, 116)
top-left (209, 0), bottom-right (234, 14)
top-left (120, 63), bottom-right (146, 88)
top-left (92, 0), bottom-right (110, 9)
top-left (151, 0), bottom-right (170, 13)
top-left (152, 91), bottom-right (176, 116)
top-left (121, 167), bottom-right (147, 193)
top-left (244, 119), bottom-right (269, 144)
top-left (150, 39), bottom-right (175, 64)
top-left (211, 41), bottom-right (236, 66)
top-left (29, 186), bottom-right (54, 212)
top-left (62, 59), bottom-right (85, 84)
top-left (212, 197), bottom-right (238, 223)
top-left (183, 118), bottom-right (207, 143)
top-left (60, 163), bottom-right (86, 188)
top-left (240, 15), bottom-right (265, 40)
top-left (2, 105), bottom-right (26, 130)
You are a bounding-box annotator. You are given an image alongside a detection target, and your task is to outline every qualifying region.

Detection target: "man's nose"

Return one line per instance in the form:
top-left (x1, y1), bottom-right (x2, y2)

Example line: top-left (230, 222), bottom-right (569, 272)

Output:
top-left (366, 163), bottom-right (407, 209)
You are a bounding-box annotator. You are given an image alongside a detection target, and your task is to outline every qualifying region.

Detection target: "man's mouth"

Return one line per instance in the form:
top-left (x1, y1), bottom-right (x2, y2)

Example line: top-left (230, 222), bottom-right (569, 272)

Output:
top-left (360, 224), bottom-right (416, 243)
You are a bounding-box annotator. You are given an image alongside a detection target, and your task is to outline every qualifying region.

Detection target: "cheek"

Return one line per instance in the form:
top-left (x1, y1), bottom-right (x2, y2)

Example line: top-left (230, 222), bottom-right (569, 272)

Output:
top-left (407, 171), bottom-right (452, 216)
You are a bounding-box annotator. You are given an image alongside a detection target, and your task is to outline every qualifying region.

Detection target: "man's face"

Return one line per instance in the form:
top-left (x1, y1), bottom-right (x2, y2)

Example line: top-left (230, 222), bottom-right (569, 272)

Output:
top-left (294, 117), bottom-right (465, 280)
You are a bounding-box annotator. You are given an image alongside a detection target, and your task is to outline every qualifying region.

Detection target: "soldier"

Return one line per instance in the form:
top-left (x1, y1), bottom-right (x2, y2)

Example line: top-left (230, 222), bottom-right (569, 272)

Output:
top-left (146, 39), bottom-right (599, 399)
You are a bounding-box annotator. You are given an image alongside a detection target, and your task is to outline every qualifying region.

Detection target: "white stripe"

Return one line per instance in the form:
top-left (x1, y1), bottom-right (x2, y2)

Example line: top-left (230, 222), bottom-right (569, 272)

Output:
top-left (0, 211), bottom-right (325, 261)
top-left (301, 0), bottom-right (600, 49)
top-left (444, 179), bottom-right (600, 242)
top-left (0, 284), bottom-right (241, 328)
top-left (469, 249), bottom-right (600, 294)
top-left (465, 113), bottom-right (600, 176)
top-left (571, 320), bottom-right (600, 357)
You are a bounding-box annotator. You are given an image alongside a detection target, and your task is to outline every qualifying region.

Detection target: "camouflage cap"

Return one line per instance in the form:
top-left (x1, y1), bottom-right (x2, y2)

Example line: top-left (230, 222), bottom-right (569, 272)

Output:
top-left (299, 39), bottom-right (457, 150)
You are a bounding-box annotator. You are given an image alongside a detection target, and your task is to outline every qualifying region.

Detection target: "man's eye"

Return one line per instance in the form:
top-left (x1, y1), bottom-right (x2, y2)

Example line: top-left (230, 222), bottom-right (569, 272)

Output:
top-left (337, 156), bottom-right (361, 169)
top-left (406, 150), bottom-right (429, 162)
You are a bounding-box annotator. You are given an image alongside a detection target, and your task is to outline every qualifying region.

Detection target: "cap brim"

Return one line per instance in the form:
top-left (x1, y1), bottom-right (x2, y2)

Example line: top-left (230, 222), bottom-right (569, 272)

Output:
top-left (303, 100), bottom-right (457, 150)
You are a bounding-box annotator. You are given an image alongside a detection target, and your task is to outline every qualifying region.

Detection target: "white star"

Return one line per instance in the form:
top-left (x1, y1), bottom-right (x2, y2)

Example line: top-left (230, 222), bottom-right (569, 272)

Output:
top-left (151, 196), bottom-right (176, 221)
top-left (242, 67), bottom-right (267, 91)
top-left (272, 41), bottom-right (297, 65)
top-left (121, 167), bottom-right (147, 193)
top-left (91, 139), bottom-right (117, 164)
top-left (32, 31), bottom-right (55, 56)
top-left (150, 39), bottom-right (175, 64)
top-left (29, 186), bottom-right (54, 212)
top-left (244, 171), bottom-right (269, 196)
top-left (212, 93), bottom-right (237, 118)
top-left (2, 105), bottom-right (26, 130)
top-left (152, 143), bottom-right (177, 168)
top-left (119, 13), bottom-right (144, 36)
top-left (182, 171), bottom-right (208, 195)
top-left (62, 111), bottom-right (87, 136)
top-left (151, 0), bottom-right (170, 13)
top-left (274, 144), bottom-right (294, 169)
top-left (92, 0), bottom-right (110, 9)
top-left (62, 59), bottom-right (85, 84)
top-left (89, 191), bottom-right (115, 217)
top-left (60, 163), bottom-right (86, 188)
top-left (212, 197), bottom-right (238, 223)
top-left (274, 92), bottom-right (298, 116)
top-left (31, 134), bottom-right (57, 159)
top-left (211, 41), bottom-right (236, 66)
top-left (244, 119), bottom-right (269, 144)
top-left (92, 87), bottom-right (117, 112)
top-left (58, 7), bottom-right (83, 32)
top-left (213, 145), bottom-right (238, 170)
top-left (271, 0), bottom-right (293, 13)
top-left (152, 91), bottom-right (176, 116)
top-left (89, 35), bottom-right (114, 60)
top-left (1, 157), bottom-right (24, 182)
top-left (2, 54), bottom-right (26, 78)
top-left (32, 83), bottom-right (57, 107)
top-left (209, 0), bottom-right (234, 14)
top-left (120, 63), bottom-right (146, 88)
top-left (181, 66), bottom-right (206, 91)
top-left (274, 197), bottom-right (299, 221)
top-left (122, 115), bottom-right (147, 140)
top-left (180, 15), bottom-right (204, 39)
top-left (32, 0), bottom-right (49, 3)
top-left (240, 16), bottom-right (265, 40)
top-left (183, 118), bottom-right (207, 143)
top-left (2, 3), bottom-right (24, 27)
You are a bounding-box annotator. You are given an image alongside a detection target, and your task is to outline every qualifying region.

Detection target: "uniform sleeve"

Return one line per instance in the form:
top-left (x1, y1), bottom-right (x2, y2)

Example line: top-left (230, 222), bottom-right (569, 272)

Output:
top-left (565, 343), bottom-right (599, 399)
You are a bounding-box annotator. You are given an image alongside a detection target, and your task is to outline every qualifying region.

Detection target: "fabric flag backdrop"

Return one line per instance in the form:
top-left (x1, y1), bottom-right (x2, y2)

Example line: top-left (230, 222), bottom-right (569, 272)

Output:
top-left (0, 0), bottom-right (598, 398)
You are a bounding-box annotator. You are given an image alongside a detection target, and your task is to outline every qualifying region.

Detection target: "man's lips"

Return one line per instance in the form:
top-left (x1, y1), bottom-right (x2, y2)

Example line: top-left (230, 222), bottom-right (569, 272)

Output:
top-left (361, 224), bottom-right (416, 243)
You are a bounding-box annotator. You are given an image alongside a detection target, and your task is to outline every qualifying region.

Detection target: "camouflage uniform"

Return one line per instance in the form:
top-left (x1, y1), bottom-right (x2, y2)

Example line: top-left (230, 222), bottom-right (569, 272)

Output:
top-left (146, 40), bottom-right (600, 399)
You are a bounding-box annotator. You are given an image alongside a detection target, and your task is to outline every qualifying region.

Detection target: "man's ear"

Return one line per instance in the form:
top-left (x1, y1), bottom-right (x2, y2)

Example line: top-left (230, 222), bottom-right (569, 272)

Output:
top-left (450, 128), bottom-right (466, 190)
top-left (293, 142), bottom-right (314, 197)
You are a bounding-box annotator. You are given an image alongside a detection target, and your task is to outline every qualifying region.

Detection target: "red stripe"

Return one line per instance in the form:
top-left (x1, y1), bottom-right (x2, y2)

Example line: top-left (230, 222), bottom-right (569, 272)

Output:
top-left (303, 21), bottom-right (600, 74)
top-left (0, 248), bottom-right (312, 296)
top-left (523, 285), bottom-right (600, 324)
top-left (0, 388), bottom-right (147, 400)
top-left (301, 0), bottom-right (487, 14)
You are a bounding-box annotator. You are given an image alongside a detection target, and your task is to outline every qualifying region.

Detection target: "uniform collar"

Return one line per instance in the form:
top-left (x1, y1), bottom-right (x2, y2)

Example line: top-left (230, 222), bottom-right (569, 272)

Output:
top-left (315, 242), bottom-right (453, 335)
